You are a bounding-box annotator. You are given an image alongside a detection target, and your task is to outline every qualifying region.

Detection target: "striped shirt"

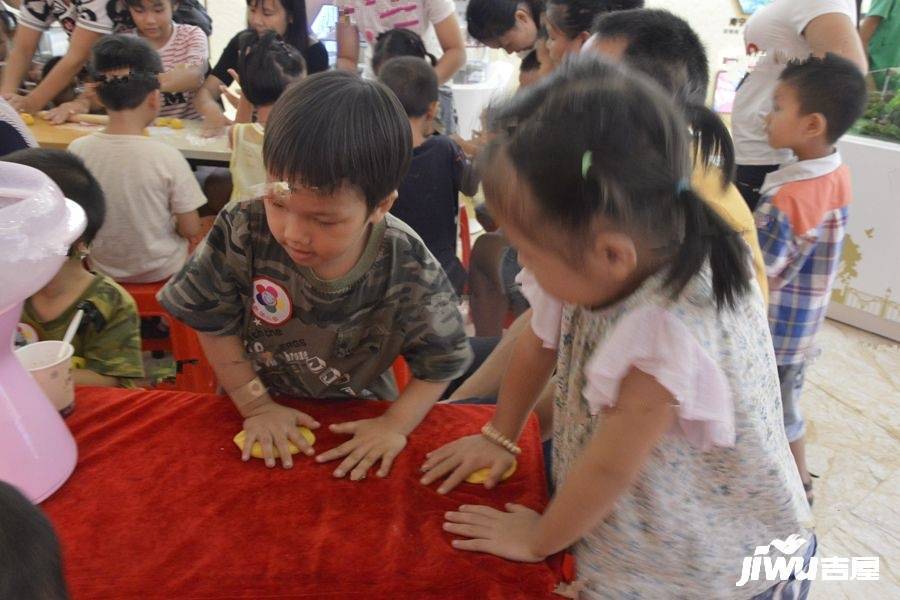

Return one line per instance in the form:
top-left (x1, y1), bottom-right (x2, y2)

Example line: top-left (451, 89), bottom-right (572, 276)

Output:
top-left (755, 151), bottom-right (851, 366)
top-left (130, 23), bottom-right (208, 120)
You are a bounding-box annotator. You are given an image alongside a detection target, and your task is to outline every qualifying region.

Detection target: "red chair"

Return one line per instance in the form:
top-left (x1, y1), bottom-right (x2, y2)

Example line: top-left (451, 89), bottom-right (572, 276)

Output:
top-left (391, 356), bottom-right (412, 393)
top-left (459, 205), bottom-right (472, 270)
top-left (123, 281), bottom-right (218, 394)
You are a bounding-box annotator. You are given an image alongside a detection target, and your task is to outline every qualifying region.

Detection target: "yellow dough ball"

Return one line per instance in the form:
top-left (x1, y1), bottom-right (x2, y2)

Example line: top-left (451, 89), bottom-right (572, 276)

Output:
top-left (167, 118), bottom-right (184, 129)
top-left (155, 117), bottom-right (171, 126)
top-left (20, 113), bottom-right (35, 125)
top-left (233, 426), bottom-right (316, 459)
top-left (465, 460), bottom-right (517, 485)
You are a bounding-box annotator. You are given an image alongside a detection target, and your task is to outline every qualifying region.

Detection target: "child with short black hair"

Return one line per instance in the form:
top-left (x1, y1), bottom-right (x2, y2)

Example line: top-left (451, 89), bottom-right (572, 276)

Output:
top-left (586, 8), bottom-right (768, 300)
top-left (229, 30), bottom-right (306, 203)
top-left (370, 28), bottom-right (457, 136)
top-left (379, 56), bottom-right (477, 296)
top-left (0, 481), bottom-right (69, 600)
top-left (756, 53), bottom-right (868, 505)
top-left (159, 71), bottom-right (472, 476)
top-left (68, 35), bottom-right (206, 283)
top-left (5, 148), bottom-right (144, 388)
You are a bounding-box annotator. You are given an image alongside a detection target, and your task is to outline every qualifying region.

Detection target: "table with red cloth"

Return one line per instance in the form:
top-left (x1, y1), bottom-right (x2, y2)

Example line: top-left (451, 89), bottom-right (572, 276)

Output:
top-left (41, 388), bottom-right (561, 599)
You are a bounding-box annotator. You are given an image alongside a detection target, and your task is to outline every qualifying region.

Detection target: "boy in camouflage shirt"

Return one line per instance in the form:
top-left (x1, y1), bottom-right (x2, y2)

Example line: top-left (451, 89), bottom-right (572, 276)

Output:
top-left (6, 149), bottom-right (144, 387)
top-left (159, 71), bottom-right (472, 477)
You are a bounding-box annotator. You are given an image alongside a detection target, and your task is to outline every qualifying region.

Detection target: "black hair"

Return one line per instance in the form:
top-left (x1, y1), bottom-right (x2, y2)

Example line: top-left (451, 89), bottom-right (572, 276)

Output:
top-left (89, 35), bottom-right (162, 111)
top-left (592, 8), bottom-right (735, 184)
top-left (467, 0), bottom-right (544, 43)
top-left (0, 481), bottom-right (69, 600)
top-left (545, 0), bottom-right (643, 39)
top-left (779, 53), bottom-right (868, 144)
top-left (247, 0), bottom-right (310, 52)
top-left (122, 0), bottom-right (176, 8)
top-left (483, 56), bottom-right (750, 309)
top-left (2, 149), bottom-right (106, 246)
top-left (371, 28), bottom-right (436, 75)
top-left (238, 30), bottom-right (306, 107)
top-left (41, 56), bottom-right (63, 80)
top-left (520, 49), bottom-right (540, 72)
top-left (378, 56), bottom-right (438, 119)
top-left (263, 71), bottom-right (412, 211)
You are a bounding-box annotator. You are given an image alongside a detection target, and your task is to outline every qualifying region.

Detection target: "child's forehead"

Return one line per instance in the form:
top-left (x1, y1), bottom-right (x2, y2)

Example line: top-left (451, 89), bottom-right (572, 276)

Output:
top-left (133, 0), bottom-right (169, 9)
top-left (266, 178), bottom-right (367, 212)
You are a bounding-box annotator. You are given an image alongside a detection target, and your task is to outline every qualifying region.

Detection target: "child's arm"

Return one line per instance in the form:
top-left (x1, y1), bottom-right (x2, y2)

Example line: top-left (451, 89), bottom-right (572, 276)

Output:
top-left (335, 14), bottom-right (360, 72)
top-left (445, 367), bottom-right (675, 562)
top-left (175, 210), bottom-right (202, 239)
top-left (447, 309), bottom-right (530, 401)
top-left (73, 369), bottom-right (120, 387)
top-left (197, 332), bottom-right (320, 468)
top-left (194, 76), bottom-right (232, 135)
top-left (159, 64), bottom-right (206, 94)
top-left (421, 323), bottom-right (557, 493)
top-left (315, 377), bottom-right (450, 480)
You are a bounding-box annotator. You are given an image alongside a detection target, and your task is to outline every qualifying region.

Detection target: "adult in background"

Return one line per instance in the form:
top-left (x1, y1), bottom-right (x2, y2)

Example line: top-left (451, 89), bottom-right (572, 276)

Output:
top-left (194, 0), bottom-right (327, 133)
top-left (465, 0), bottom-right (543, 54)
top-left (732, 0), bottom-right (867, 210)
top-left (1, 0), bottom-right (116, 114)
top-left (860, 0), bottom-right (899, 91)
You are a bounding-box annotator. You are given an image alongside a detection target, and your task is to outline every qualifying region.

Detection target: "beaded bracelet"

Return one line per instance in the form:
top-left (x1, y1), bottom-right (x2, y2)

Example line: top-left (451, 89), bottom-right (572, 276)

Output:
top-left (481, 423), bottom-right (522, 456)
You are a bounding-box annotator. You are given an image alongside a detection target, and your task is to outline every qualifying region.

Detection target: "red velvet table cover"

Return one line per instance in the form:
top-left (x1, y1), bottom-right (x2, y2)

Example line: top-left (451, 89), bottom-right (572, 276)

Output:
top-left (41, 388), bottom-right (560, 599)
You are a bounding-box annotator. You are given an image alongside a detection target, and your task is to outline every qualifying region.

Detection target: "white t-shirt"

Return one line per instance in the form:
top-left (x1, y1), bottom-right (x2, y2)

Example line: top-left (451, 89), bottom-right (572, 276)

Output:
top-left (68, 133), bottom-right (207, 283)
top-left (732, 0), bottom-right (856, 165)
top-left (336, 0), bottom-right (455, 74)
top-left (18, 0), bottom-right (114, 35)
top-left (129, 23), bottom-right (208, 120)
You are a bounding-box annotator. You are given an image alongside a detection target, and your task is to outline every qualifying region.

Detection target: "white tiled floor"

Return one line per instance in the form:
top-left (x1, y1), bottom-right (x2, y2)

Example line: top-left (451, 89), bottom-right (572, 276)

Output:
top-left (803, 320), bottom-right (900, 598)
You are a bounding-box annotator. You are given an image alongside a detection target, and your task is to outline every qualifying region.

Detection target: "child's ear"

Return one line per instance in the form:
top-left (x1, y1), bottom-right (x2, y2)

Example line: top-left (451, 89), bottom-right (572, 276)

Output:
top-left (804, 112), bottom-right (828, 140)
top-left (427, 100), bottom-right (439, 121)
top-left (590, 231), bottom-right (637, 283)
top-left (147, 89), bottom-right (161, 112)
top-left (369, 191), bottom-right (398, 222)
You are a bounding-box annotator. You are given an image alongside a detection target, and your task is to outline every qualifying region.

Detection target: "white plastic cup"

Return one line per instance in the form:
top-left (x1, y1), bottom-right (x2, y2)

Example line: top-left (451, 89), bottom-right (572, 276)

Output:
top-left (15, 341), bottom-right (75, 415)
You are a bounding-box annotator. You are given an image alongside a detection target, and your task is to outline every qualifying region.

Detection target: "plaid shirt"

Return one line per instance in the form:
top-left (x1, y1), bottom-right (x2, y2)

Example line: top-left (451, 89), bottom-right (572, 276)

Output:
top-left (755, 152), bottom-right (851, 366)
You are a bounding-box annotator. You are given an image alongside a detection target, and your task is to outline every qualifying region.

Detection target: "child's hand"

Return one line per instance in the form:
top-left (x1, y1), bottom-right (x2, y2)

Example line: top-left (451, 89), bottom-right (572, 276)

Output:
top-left (420, 434), bottom-right (516, 494)
top-left (242, 402), bottom-right (320, 469)
top-left (444, 503), bottom-right (545, 563)
top-left (315, 416), bottom-right (407, 481)
top-left (45, 101), bottom-right (82, 124)
top-left (201, 111), bottom-right (232, 137)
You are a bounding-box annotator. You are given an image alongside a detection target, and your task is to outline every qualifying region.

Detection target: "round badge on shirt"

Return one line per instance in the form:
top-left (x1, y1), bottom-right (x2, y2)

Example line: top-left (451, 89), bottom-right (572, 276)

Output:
top-left (251, 278), bottom-right (293, 326)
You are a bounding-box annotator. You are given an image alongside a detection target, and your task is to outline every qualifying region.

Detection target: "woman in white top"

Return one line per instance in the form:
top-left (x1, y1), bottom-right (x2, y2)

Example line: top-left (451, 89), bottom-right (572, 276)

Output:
top-left (1, 0), bottom-right (116, 114)
top-left (732, 0), bottom-right (867, 210)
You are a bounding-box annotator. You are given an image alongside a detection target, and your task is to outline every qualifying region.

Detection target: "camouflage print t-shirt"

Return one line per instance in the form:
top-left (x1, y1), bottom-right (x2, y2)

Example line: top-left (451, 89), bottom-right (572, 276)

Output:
top-left (17, 274), bottom-right (145, 385)
top-left (158, 202), bottom-right (472, 400)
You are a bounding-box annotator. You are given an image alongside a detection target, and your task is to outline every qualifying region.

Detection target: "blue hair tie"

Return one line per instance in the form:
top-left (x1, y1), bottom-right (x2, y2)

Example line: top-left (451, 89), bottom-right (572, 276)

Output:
top-left (676, 178), bottom-right (691, 194)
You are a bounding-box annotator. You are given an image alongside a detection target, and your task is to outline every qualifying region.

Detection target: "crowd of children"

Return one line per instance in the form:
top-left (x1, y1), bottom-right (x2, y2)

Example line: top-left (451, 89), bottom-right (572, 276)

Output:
top-left (0, 0), bottom-right (874, 596)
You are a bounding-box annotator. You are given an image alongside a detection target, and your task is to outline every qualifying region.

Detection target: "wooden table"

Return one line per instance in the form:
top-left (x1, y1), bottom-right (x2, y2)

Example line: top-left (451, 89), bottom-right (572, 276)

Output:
top-left (41, 388), bottom-right (560, 599)
top-left (28, 118), bottom-right (231, 165)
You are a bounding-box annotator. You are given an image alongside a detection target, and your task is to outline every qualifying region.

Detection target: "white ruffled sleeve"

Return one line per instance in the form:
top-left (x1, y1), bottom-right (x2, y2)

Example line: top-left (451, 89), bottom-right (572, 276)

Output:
top-left (582, 305), bottom-right (736, 450)
top-left (516, 269), bottom-right (563, 349)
